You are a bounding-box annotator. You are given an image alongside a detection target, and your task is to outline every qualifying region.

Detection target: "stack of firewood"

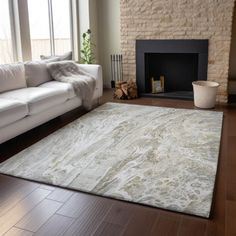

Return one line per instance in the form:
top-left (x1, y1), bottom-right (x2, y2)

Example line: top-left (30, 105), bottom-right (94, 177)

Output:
top-left (114, 79), bottom-right (138, 100)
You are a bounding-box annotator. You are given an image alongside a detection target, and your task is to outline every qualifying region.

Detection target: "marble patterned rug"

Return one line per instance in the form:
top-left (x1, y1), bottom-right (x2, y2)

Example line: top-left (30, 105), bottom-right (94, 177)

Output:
top-left (0, 103), bottom-right (223, 218)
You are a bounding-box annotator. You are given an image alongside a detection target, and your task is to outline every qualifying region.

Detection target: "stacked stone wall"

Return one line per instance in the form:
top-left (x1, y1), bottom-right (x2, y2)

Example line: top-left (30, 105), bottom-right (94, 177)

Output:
top-left (120, 0), bottom-right (235, 102)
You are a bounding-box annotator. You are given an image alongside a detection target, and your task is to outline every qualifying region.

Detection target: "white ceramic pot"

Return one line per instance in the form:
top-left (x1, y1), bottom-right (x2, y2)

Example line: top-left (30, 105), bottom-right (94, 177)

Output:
top-left (192, 81), bottom-right (219, 109)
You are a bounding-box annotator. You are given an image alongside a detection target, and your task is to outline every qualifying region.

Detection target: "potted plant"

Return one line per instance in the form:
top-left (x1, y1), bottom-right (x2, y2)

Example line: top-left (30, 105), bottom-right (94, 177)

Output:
top-left (80, 29), bottom-right (95, 64)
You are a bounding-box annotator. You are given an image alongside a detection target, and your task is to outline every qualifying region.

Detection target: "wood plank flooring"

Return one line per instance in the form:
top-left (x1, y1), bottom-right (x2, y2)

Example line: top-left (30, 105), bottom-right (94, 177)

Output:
top-left (0, 89), bottom-right (236, 236)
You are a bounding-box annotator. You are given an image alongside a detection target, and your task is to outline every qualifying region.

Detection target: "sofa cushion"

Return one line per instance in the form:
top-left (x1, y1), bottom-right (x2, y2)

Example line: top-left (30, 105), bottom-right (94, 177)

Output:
top-left (39, 81), bottom-right (76, 99)
top-left (24, 61), bottom-right (52, 87)
top-left (0, 63), bottom-right (26, 93)
top-left (40, 51), bottom-right (72, 61)
top-left (0, 87), bottom-right (68, 115)
top-left (0, 98), bottom-right (28, 128)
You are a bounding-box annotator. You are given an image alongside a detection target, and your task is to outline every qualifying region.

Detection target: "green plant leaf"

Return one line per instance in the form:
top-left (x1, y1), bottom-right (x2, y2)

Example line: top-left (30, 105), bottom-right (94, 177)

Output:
top-left (80, 29), bottom-right (96, 64)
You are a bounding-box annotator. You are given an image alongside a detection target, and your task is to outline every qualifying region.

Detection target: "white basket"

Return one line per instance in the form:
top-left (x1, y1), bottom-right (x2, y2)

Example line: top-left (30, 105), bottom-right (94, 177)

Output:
top-left (192, 81), bottom-right (219, 109)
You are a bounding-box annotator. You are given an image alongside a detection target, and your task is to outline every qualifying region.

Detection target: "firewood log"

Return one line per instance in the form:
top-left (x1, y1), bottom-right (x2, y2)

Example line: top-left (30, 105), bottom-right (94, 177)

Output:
top-left (114, 79), bottom-right (138, 100)
top-left (116, 81), bottom-right (126, 87)
top-left (121, 83), bottom-right (128, 96)
top-left (128, 87), bottom-right (138, 99)
top-left (114, 88), bottom-right (124, 99)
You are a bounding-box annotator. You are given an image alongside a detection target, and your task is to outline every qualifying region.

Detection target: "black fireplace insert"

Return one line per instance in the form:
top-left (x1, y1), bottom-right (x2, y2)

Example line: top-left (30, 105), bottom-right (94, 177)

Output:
top-left (136, 40), bottom-right (208, 100)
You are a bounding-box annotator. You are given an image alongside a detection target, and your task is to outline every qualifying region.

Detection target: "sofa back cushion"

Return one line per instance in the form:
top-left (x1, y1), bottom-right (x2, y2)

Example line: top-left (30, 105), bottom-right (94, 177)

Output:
top-left (24, 61), bottom-right (52, 87)
top-left (0, 63), bottom-right (26, 93)
top-left (40, 51), bottom-right (72, 61)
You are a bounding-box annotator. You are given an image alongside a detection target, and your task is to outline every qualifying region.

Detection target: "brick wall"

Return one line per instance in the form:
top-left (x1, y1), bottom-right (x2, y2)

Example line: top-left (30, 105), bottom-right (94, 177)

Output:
top-left (120, 0), bottom-right (235, 102)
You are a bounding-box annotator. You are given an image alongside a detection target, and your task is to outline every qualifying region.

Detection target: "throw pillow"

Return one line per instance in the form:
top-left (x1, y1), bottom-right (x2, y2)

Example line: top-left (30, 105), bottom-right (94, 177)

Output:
top-left (40, 51), bottom-right (73, 61)
top-left (0, 63), bottom-right (26, 93)
top-left (24, 61), bottom-right (52, 87)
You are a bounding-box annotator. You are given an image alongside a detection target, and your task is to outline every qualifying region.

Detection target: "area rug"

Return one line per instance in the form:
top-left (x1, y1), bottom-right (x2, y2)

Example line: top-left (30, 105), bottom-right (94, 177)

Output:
top-left (0, 103), bottom-right (223, 218)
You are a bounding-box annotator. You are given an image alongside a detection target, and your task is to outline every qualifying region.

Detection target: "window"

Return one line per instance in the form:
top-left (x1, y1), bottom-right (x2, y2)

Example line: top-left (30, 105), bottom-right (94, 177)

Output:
top-left (0, 0), bottom-right (14, 63)
top-left (52, 0), bottom-right (72, 55)
top-left (0, 0), bottom-right (75, 63)
top-left (28, 0), bottom-right (51, 60)
top-left (28, 0), bottom-right (72, 60)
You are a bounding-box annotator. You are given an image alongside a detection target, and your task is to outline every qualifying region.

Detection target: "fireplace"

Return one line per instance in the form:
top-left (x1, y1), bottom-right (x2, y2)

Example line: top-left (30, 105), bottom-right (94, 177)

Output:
top-left (136, 40), bottom-right (208, 100)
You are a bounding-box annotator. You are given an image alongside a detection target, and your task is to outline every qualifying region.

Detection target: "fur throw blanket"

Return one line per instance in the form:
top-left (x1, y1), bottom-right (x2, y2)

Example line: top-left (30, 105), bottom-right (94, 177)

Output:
top-left (47, 61), bottom-right (96, 110)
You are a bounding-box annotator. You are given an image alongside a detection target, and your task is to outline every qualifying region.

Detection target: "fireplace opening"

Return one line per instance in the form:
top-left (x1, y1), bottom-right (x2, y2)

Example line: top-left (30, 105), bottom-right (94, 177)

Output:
top-left (136, 40), bottom-right (208, 100)
top-left (145, 53), bottom-right (198, 99)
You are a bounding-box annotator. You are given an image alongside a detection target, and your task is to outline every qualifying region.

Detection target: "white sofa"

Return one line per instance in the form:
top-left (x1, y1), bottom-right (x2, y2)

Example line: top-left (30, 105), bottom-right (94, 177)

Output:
top-left (0, 62), bottom-right (103, 144)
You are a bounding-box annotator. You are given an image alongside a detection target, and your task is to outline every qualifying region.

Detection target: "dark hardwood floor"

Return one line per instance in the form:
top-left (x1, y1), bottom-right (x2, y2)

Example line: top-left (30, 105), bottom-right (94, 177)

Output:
top-left (0, 89), bottom-right (236, 236)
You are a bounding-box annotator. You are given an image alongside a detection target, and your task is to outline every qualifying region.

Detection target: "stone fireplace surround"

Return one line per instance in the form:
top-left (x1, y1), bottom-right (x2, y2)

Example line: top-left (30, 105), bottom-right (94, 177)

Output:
top-left (120, 0), bottom-right (235, 103)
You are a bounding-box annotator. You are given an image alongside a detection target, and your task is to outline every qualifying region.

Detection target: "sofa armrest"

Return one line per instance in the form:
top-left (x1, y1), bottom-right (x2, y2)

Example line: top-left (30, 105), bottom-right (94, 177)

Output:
top-left (78, 64), bottom-right (103, 99)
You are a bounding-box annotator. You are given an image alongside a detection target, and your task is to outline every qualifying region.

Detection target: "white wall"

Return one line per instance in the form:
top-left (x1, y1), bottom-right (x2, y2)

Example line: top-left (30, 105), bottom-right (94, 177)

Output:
top-left (97, 0), bottom-right (121, 88)
top-left (78, 0), bottom-right (121, 87)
